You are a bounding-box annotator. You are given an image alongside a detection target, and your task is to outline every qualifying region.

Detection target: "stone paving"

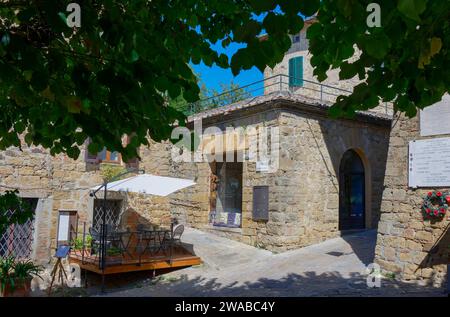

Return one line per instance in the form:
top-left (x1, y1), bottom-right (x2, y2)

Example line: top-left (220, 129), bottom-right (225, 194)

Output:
top-left (96, 228), bottom-right (446, 297)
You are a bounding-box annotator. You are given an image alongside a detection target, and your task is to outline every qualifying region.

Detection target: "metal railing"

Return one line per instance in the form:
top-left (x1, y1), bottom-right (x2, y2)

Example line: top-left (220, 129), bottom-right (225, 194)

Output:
top-left (69, 221), bottom-right (176, 269)
top-left (185, 74), bottom-right (354, 115)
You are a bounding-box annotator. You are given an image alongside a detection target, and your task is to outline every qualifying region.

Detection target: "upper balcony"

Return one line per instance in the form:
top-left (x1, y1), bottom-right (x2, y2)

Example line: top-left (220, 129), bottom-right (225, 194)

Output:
top-left (185, 74), bottom-right (393, 119)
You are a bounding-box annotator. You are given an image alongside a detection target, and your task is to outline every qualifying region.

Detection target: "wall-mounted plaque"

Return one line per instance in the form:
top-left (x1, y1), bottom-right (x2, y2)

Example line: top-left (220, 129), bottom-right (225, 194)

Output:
top-left (252, 186), bottom-right (269, 221)
top-left (408, 137), bottom-right (450, 188)
top-left (420, 94), bottom-right (450, 137)
top-left (256, 160), bottom-right (270, 173)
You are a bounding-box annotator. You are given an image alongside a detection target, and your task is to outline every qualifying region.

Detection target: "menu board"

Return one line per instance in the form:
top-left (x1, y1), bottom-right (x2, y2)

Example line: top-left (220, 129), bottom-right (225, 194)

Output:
top-left (408, 137), bottom-right (450, 187)
top-left (420, 94), bottom-right (450, 136)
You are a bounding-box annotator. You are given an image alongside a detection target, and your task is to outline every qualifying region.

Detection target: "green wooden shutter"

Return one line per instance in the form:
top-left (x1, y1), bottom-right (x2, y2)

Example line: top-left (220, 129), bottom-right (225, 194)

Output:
top-left (288, 56), bottom-right (303, 87)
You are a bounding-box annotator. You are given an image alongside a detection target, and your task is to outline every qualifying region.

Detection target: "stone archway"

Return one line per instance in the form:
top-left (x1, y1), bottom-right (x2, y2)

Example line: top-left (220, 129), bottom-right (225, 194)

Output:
top-left (339, 149), bottom-right (366, 230)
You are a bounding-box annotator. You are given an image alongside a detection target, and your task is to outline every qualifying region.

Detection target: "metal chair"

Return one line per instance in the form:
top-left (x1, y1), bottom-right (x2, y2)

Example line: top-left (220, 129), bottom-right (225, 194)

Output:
top-left (171, 224), bottom-right (184, 246)
top-left (135, 224), bottom-right (155, 256)
top-left (160, 224), bottom-right (184, 254)
top-left (89, 227), bottom-right (102, 255)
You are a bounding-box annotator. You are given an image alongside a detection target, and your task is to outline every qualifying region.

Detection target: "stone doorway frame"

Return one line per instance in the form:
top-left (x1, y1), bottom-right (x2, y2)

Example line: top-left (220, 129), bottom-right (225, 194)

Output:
top-left (338, 148), bottom-right (373, 230)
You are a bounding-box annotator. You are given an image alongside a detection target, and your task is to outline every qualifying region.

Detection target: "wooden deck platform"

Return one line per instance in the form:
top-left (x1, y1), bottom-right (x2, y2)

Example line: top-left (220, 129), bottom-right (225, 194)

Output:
top-left (69, 246), bottom-right (202, 275)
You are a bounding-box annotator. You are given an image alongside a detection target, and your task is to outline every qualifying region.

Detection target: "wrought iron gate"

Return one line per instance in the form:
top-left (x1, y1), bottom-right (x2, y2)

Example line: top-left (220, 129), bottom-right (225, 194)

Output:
top-left (0, 198), bottom-right (38, 259)
top-left (93, 199), bottom-right (122, 231)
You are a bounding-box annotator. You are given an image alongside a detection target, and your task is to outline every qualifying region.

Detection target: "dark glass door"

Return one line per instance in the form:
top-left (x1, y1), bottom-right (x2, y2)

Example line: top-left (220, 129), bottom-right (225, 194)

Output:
top-left (339, 151), bottom-right (365, 230)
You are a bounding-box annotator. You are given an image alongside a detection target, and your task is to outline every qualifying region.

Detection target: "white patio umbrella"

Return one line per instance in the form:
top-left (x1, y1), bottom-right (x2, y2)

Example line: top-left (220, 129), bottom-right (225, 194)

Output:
top-left (89, 173), bottom-right (196, 290)
top-left (90, 173), bottom-right (196, 196)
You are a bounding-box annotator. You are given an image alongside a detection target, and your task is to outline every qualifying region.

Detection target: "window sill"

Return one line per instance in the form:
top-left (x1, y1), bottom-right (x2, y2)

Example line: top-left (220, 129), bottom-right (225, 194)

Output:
top-left (99, 161), bottom-right (122, 165)
top-left (207, 224), bottom-right (242, 234)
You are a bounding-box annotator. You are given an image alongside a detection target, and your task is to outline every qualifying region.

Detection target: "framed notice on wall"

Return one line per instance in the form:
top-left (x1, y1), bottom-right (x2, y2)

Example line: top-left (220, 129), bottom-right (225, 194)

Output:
top-left (408, 137), bottom-right (450, 188)
top-left (252, 186), bottom-right (269, 221)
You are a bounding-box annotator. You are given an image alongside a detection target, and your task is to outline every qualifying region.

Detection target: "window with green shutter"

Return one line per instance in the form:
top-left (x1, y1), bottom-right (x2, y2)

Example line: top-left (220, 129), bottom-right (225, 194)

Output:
top-left (289, 56), bottom-right (303, 87)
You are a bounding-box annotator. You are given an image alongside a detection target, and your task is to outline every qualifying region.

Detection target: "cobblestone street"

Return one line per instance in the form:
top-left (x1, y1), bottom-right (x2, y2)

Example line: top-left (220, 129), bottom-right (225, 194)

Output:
top-left (96, 228), bottom-right (446, 297)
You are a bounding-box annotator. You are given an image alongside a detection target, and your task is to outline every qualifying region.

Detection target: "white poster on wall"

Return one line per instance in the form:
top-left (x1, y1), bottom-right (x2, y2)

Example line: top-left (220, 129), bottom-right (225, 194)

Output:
top-left (420, 94), bottom-right (450, 137)
top-left (408, 137), bottom-right (450, 188)
top-left (57, 214), bottom-right (70, 242)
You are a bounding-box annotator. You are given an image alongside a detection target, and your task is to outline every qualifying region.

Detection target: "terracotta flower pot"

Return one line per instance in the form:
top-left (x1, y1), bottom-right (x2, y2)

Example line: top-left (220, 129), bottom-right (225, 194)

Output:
top-left (1, 278), bottom-right (32, 297)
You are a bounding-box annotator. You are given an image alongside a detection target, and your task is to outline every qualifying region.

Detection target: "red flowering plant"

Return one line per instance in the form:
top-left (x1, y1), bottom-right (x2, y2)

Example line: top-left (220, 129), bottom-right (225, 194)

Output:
top-left (422, 191), bottom-right (448, 220)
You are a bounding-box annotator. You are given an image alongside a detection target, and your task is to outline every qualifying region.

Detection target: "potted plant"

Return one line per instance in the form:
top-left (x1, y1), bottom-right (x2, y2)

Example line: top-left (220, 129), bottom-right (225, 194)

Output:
top-left (105, 246), bottom-right (123, 265)
top-left (71, 235), bottom-right (93, 256)
top-left (0, 257), bottom-right (43, 297)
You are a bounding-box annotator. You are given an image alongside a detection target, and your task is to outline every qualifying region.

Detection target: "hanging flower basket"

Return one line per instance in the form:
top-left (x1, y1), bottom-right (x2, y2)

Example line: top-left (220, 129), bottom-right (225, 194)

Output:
top-left (422, 191), bottom-right (448, 220)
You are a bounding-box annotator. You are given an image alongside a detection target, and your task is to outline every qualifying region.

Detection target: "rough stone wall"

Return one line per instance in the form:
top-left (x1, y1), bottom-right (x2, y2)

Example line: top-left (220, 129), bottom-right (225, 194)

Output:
top-left (178, 109), bottom-right (283, 247)
top-left (1, 105), bottom-right (391, 262)
top-left (166, 105), bottom-right (390, 253)
top-left (137, 140), bottom-right (210, 229)
top-left (0, 133), bottom-right (210, 264)
top-left (267, 108), bottom-right (390, 251)
top-left (375, 115), bottom-right (449, 286)
top-left (0, 142), bottom-right (103, 264)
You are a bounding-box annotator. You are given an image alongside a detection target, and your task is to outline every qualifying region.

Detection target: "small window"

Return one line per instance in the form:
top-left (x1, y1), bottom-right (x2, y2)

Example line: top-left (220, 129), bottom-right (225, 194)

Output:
top-left (293, 35), bottom-right (300, 43)
top-left (288, 56), bottom-right (303, 87)
top-left (57, 211), bottom-right (78, 247)
top-left (93, 199), bottom-right (122, 231)
top-left (98, 147), bottom-right (121, 164)
top-left (85, 138), bottom-right (121, 164)
top-left (0, 198), bottom-right (38, 259)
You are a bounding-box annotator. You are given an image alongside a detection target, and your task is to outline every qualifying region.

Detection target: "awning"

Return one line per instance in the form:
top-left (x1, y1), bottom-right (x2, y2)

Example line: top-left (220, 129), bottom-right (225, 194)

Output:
top-left (90, 174), bottom-right (196, 197)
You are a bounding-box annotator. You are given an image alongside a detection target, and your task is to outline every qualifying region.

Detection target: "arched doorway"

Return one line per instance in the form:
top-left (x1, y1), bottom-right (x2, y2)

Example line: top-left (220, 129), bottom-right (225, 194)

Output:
top-left (339, 150), bottom-right (365, 230)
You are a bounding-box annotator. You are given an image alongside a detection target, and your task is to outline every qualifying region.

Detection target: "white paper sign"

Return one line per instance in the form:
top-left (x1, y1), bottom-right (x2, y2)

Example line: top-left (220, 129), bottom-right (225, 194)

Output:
top-left (408, 137), bottom-right (450, 187)
top-left (256, 160), bottom-right (269, 173)
top-left (58, 214), bottom-right (70, 241)
top-left (420, 94), bottom-right (450, 137)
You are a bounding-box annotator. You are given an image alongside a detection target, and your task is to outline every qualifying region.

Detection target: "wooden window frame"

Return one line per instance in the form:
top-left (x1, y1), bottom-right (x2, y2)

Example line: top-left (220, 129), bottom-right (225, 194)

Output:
top-left (56, 210), bottom-right (78, 247)
top-left (288, 56), bottom-right (304, 88)
top-left (84, 138), bottom-right (122, 164)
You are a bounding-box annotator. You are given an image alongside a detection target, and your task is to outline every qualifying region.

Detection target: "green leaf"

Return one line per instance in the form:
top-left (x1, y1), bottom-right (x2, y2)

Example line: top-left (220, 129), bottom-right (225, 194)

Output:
top-left (430, 37), bottom-right (442, 56)
top-left (66, 146), bottom-right (81, 159)
top-left (129, 49), bottom-right (139, 62)
top-left (31, 71), bottom-right (48, 92)
top-left (397, 0), bottom-right (427, 22)
top-left (17, 8), bottom-right (37, 22)
top-left (364, 32), bottom-right (391, 59)
top-left (298, 0), bottom-right (320, 16)
top-left (339, 62), bottom-right (358, 80)
top-left (419, 37), bottom-right (443, 69)
top-left (64, 96), bottom-right (82, 113)
top-left (336, 0), bottom-right (353, 17)
top-left (247, 0), bottom-right (276, 12)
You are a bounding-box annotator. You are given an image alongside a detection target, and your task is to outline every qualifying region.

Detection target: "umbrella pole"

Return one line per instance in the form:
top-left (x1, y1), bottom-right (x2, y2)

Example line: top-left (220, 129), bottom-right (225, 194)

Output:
top-left (101, 181), bottom-right (107, 293)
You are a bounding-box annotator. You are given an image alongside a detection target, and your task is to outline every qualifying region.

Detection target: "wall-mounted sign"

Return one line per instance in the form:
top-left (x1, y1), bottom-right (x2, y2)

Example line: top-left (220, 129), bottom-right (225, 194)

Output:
top-left (408, 137), bottom-right (450, 188)
top-left (256, 160), bottom-right (270, 173)
top-left (420, 94), bottom-right (450, 137)
top-left (252, 186), bottom-right (269, 221)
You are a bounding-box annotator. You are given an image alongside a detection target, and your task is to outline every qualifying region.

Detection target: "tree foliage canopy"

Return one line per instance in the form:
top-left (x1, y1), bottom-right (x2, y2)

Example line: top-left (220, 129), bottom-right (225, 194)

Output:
top-left (307, 0), bottom-right (449, 118)
top-left (0, 0), bottom-right (316, 160)
top-left (0, 0), bottom-right (448, 161)
top-left (0, 190), bottom-right (34, 235)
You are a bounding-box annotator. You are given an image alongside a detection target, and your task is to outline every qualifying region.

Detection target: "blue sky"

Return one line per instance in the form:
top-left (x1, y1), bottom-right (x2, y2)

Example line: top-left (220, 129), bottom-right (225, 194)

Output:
top-left (191, 8), bottom-right (303, 97)
top-left (191, 40), bottom-right (263, 96)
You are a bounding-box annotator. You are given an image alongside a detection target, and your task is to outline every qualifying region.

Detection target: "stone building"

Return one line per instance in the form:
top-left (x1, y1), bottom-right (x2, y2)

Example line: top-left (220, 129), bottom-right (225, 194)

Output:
top-left (0, 19), bottom-right (447, 287)
top-left (374, 108), bottom-right (450, 286)
top-left (0, 20), bottom-right (391, 261)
